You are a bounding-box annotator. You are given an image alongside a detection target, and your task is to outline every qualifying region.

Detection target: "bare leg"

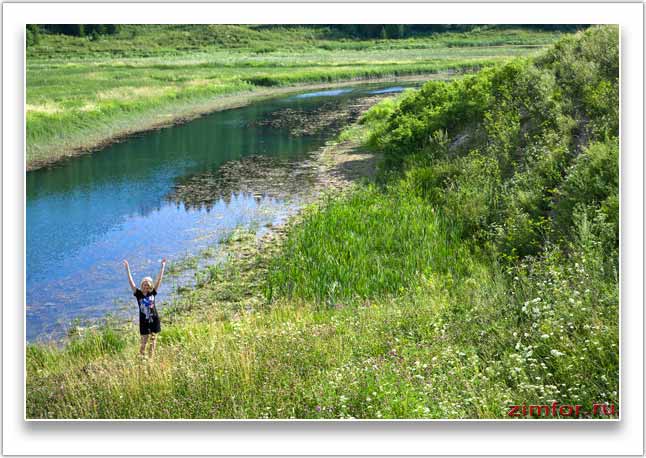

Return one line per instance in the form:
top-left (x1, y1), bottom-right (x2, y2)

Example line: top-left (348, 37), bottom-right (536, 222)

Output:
top-left (139, 335), bottom-right (149, 356)
top-left (148, 333), bottom-right (157, 358)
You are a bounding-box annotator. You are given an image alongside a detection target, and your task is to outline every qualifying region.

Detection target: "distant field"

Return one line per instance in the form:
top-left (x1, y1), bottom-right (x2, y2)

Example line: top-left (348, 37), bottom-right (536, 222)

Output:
top-left (26, 25), bottom-right (564, 169)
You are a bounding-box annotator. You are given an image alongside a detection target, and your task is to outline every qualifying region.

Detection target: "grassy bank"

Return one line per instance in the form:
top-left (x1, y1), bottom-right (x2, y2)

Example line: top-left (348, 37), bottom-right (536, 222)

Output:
top-left (26, 26), bottom-right (617, 419)
top-left (26, 25), bottom-right (564, 169)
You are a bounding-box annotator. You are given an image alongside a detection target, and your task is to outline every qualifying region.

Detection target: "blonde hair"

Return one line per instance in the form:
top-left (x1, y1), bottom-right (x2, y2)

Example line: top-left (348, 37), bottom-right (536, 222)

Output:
top-left (140, 277), bottom-right (154, 289)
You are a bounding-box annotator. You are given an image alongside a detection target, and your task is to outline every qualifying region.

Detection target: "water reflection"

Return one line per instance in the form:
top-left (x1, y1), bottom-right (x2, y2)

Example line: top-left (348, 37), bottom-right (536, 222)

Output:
top-left (293, 88), bottom-right (354, 98)
top-left (166, 154), bottom-right (319, 211)
top-left (368, 86), bottom-right (406, 94)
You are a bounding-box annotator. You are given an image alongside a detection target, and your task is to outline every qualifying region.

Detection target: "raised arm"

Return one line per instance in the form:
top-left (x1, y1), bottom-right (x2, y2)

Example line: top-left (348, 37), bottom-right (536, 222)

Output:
top-left (154, 258), bottom-right (166, 291)
top-left (123, 260), bottom-right (137, 292)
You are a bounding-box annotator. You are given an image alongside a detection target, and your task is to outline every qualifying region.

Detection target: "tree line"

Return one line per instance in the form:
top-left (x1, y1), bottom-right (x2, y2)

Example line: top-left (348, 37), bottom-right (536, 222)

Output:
top-left (26, 24), bottom-right (120, 46)
top-left (292, 24), bottom-right (589, 39)
top-left (26, 24), bottom-right (590, 46)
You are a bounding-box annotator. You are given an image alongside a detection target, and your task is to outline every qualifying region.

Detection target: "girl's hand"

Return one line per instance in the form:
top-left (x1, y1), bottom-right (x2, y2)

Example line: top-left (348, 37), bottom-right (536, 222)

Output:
top-left (161, 258), bottom-right (167, 265)
top-left (123, 260), bottom-right (129, 268)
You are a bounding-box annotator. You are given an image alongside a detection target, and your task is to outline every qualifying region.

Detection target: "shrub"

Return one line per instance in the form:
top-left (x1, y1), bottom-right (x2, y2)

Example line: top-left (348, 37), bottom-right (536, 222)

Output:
top-left (554, 139), bottom-right (619, 252)
top-left (365, 25), bottom-right (618, 260)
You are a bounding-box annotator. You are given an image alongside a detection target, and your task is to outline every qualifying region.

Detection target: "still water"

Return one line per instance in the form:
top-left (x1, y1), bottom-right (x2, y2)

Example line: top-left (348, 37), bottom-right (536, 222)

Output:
top-left (26, 81), bottom-right (424, 342)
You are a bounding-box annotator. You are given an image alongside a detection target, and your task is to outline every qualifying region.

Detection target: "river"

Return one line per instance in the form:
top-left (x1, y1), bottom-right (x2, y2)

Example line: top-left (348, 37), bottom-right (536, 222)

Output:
top-left (26, 80), bottom-right (427, 342)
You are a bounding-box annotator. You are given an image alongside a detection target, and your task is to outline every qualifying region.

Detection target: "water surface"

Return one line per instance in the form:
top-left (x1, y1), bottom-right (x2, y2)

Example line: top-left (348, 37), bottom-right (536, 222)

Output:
top-left (26, 81), bottom-right (424, 341)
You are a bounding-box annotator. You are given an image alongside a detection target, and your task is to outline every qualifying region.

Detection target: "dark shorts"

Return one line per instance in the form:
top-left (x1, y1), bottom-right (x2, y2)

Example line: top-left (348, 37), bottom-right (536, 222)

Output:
top-left (139, 313), bottom-right (161, 335)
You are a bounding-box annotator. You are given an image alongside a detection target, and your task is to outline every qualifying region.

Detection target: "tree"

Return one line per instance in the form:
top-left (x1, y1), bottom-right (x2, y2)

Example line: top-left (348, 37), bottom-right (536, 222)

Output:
top-left (105, 24), bottom-right (120, 35)
top-left (85, 24), bottom-right (107, 36)
top-left (26, 24), bottom-right (40, 47)
top-left (54, 24), bottom-right (85, 36)
top-left (384, 24), bottom-right (405, 39)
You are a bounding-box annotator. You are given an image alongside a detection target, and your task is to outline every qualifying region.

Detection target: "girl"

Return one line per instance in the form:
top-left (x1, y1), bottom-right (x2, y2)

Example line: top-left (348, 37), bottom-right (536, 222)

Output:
top-left (123, 258), bottom-right (166, 358)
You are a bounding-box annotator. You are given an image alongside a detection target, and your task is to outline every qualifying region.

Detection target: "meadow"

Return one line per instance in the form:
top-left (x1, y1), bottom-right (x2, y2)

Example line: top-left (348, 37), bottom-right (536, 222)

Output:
top-left (25, 25), bottom-right (618, 419)
top-left (26, 25), bottom-right (564, 169)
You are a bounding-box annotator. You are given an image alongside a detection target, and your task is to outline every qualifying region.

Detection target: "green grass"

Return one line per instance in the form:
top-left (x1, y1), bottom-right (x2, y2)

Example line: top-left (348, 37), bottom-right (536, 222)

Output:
top-left (28, 25), bottom-right (565, 58)
top-left (266, 184), bottom-right (468, 304)
top-left (26, 177), bottom-right (617, 419)
top-left (26, 25), bottom-right (562, 168)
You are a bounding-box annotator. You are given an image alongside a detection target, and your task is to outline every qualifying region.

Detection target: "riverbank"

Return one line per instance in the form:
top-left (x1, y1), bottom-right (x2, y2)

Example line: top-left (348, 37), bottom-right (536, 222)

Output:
top-left (25, 131), bottom-right (390, 419)
top-left (27, 85), bottom-right (394, 345)
top-left (26, 74), bottom-right (432, 172)
top-left (25, 72), bottom-right (453, 171)
top-left (26, 26), bottom-right (564, 170)
top-left (160, 134), bottom-right (381, 330)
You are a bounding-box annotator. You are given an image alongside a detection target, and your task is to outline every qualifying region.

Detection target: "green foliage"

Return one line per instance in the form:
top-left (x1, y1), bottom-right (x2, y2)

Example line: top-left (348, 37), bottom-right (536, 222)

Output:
top-left (358, 96), bottom-right (399, 128)
top-left (363, 25), bottom-right (618, 259)
top-left (66, 326), bottom-right (128, 359)
top-left (555, 139), bottom-right (619, 255)
top-left (39, 24), bottom-right (120, 37)
top-left (28, 25), bottom-right (564, 59)
top-left (499, 226), bottom-right (618, 409)
top-left (26, 25), bottom-right (40, 47)
top-left (536, 25), bottom-right (619, 142)
top-left (435, 152), bottom-right (502, 237)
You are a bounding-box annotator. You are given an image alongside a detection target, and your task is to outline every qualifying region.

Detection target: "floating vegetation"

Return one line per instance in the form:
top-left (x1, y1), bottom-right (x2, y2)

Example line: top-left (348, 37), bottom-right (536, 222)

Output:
top-left (165, 93), bottom-right (392, 210)
top-left (165, 155), bottom-right (320, 210)
top-left (248, 94), bottom-right (388, 137)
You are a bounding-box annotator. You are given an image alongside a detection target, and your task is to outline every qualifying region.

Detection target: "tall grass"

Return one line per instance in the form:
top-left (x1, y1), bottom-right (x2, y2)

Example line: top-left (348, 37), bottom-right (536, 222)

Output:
top-left (26, 180), bottom-right (617, 419)
top-left (266, 185), bottom-right (468, 304)
top-left (265, 25), bottom-right (618, 415)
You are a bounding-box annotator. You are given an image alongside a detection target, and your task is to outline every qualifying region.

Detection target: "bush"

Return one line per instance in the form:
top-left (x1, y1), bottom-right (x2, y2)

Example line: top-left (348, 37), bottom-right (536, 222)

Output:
top-left (243, 75), bottom-right (281, 87)
top-left (536, 25), bottom-right (619, 139)
top-left (555, 139), bottom-right (619, 252)
top-left (26, 25), bottom-right (40, 47)
top-left (364, 25), bottom-right (618, 260)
